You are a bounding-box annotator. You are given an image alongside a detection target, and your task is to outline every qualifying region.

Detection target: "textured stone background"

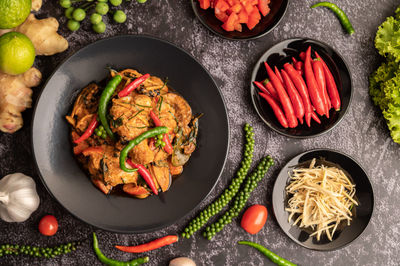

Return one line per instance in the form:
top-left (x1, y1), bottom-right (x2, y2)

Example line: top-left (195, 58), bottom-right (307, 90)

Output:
top-left (1, 0), bottom-right (399, 265)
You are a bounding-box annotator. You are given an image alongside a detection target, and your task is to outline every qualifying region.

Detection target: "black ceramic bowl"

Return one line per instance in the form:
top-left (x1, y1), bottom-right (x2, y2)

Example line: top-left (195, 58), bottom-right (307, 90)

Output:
top-left (191, 0), bottom-right (288, 40)
top-left (272, 149), bottom-right (374, 251)
top-left (251, 38), bottom-right (353, 138)
top-left (32, 35), bottom-right (230, 233)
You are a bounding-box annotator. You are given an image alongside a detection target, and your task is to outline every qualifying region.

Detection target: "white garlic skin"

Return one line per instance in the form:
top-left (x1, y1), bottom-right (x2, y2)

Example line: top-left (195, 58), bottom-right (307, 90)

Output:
top-left (0, 173), bottom-right (40, 222)
top-left (169, 257), bottom-right (196, 266)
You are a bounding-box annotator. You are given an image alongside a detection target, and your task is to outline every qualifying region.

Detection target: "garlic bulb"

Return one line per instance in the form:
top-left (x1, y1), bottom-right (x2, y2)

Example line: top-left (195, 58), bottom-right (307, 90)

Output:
top-left (0, 173), bottom-right (40, 222)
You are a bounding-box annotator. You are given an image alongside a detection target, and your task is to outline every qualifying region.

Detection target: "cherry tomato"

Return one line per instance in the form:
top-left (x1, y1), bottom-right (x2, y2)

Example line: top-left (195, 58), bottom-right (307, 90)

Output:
top-left (38, 215), bottom-right (58, 236)
top-left (240, 204), bottom-right (268, 235)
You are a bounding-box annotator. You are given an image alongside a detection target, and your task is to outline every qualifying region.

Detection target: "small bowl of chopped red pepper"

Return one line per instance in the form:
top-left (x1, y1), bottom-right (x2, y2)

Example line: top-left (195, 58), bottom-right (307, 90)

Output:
top-left (251, 38), bottom-right (353, 138)
top-left (191, 0), bottom-right (289, 40)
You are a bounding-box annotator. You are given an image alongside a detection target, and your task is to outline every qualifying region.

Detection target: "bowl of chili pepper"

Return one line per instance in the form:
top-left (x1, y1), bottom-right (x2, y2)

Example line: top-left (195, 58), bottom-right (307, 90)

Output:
top-left (251, 38), bottom-right (353, 138)
top-left (191, 0), bottom-right (289, 40)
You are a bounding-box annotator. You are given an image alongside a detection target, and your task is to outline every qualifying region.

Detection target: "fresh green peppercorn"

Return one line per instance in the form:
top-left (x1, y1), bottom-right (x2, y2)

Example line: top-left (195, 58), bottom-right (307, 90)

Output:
top-left (72, 8), bottom-right (86, 21)
top-left (137, 0), bottom-right (147, 3)
top-left (98, 0), bottom-right (108, 2)
top-left (59, 0), bottom-right (71, 8)
top-left (90, 13), bottom-right (102, 25)
top-left (67, 19), bottom-right (80, 31)
top-left (95, 3), bottom-right (109, 15)
top-left (113, 10), bottom-right (126, 23)
top-left (101, 131), bottom-right (107, 139)
top-left (65, 7), bottom-right (75, 19)
top-left (110, 0), bottom-right (122, 6)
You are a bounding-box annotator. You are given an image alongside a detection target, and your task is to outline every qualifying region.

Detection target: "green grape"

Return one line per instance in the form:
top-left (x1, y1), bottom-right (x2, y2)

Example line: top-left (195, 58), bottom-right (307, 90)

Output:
top-left (95, 3), bottom-right (109, 15)
top-left (90, 13), bottom-right (102, 25)
top-left (110, 0), bottom-right (122, 6)
top-left (67, 19), bottom-right (80, 31)
top-left (65, 7), bottom-right (74, 19)
top-left (113, 10), bottom-right (126, 23)
top-left (72, 8), bottom-right (86, 22)
top-left (59, 0), bottom-right (71, 8)
top-left (93, 21), bottom-right (106, 33)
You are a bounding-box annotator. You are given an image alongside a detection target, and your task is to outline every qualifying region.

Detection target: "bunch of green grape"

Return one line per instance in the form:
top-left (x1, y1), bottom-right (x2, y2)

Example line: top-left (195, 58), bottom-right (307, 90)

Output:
top-left (59, 0), bottom-right (147, 34)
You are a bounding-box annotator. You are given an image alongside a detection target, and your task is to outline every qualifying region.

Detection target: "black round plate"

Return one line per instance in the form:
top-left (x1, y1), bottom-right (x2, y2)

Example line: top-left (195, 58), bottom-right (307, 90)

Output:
top-left (272, 149), bottom-right (374, 251)
top-left (191, 0), bottom-right (288, 40)
top-left (32, 35), bottom-right (230, 233)
top-left (251, 38), bottom-right (353, 138)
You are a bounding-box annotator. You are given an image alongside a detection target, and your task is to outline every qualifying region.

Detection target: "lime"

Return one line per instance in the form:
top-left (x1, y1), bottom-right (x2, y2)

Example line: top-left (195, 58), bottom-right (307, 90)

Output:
top-left (0, 32), bottom-right (35, 75)
top-left (0, 0), bottom-right (32, 29)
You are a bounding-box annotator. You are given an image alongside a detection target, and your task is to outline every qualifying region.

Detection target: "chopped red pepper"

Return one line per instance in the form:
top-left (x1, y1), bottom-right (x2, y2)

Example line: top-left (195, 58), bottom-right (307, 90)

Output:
top-left (118, 73), bottom-right (150, 98)
top-left (149, 110), bottom-right (173, 154)
top-left (73, 114), bottom-right (99, 144)
top-left (126, 159), bottom-right (158, 195)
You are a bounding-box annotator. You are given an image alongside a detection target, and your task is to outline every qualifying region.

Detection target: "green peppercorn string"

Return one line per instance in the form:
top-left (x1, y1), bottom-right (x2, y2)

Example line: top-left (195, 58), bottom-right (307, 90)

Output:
top-left (0, 241), bottom-right (81, 258)
top-left (203, 156), bottom-right (274, 240)
top-left (181, 123), bottom-right (255, 239)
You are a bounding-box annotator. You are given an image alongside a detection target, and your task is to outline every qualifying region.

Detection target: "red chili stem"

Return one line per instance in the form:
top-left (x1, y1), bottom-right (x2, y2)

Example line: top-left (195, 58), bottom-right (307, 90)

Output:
top-left (304, 47), bottom-right (326, 116)
top-left (115, 235), bottom-right (178, 253)
top-left (299, 51), bottom-right (306, 61)
top-left (259, 92), bottom-right (289, 128)
top-left (149, 110), bottom-right (173, 154)
top-left (118, 73), bottom-right (150, 98)
top-left (292, 57), bottom-right (298, 64)
top-left (74, 114), bottom-right (99, 144)
top-left (126, 159), bottom-right (158, 195)
top-left (283, 63), bottom-right (313, 127)
top-left (264, 62), bottom-right (298, 128)
top-left (312, 59), bottom-right (330, 117)
top-left (315, 51), bottom-right (341, 111)
top-left (281, 69), bottom-right (305, 120)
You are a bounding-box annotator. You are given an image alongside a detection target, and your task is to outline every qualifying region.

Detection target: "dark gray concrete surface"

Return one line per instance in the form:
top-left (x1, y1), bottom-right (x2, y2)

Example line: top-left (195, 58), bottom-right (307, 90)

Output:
top-left (0, 0), bottom-right (399, 265)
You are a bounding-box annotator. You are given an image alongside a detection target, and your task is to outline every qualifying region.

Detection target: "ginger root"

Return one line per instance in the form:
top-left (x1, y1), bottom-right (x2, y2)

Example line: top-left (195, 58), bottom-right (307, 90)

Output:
top-left (0, 68), bottom-right (42, 133)
top-left (13, 14), bottom-right (68, 56)
top-left (31, 0), bottom-right (42, 11)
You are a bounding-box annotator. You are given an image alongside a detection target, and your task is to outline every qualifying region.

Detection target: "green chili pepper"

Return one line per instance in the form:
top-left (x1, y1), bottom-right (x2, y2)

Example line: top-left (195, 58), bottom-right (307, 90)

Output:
top-left (120, 126), bottom-right (168, 172)
top-left (98, 75), bottom-right (123, 140)
top-left (238, 241), bottom-right (296, 266)
top-left (93, 233), bottom-right (149, 266)
top-left (311, 2), bottom-right (354, 35)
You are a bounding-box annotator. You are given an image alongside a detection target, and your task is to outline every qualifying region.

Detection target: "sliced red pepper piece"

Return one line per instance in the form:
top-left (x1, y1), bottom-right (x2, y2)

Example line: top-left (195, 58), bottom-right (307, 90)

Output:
top-left (149, 110), bottom-right (173, 154)
top-left (126, 159), bottom-right (158, 195)
top-left (118, 73), bottom-right (150, 98)
top-left (74, 114), bottom-right (99, 144)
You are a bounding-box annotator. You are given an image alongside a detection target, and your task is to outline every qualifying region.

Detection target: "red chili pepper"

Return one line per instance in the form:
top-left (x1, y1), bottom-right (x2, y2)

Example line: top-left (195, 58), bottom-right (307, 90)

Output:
top-left (299, 51), bottom-right (306, 61)
top-left (283, 63), bottom-right (313, 127)
top-left (126, 159), bottom-right (158, 195)
top-left (149, 110), bottom-right (173, 154)
top-left (274, 66), bottom-right (284, 85)
top-left (259, 92), bottom-right (289, 128)
top-left (315, 51), bottom-right (341, 111)
top-left (304, 47), bottom-right (326, 116)
top-left (295, 61), bottom-right (304, 76)
top-left (312, 59), bottom-right (331, 117)
top-left (254, 81), bottom-right (278, 101)
top-left (262, 79), bottom-right (279, 100)
top-left (311, 111), bottom-right (321, 124)
top-left (292, 57), bottom-right (298, 64)
top-left (115, 235), bottom-right (178, 253)
top-left (281, 69), bottom-right (305, 122)
top-left (74, 114), bottom-right (99, 144)
top-left (82, 146), bottom-right (103, 156)
top-left (118, 73), bottom-right (150, 98)
top-left (264, 62), bottom-right (297, 128)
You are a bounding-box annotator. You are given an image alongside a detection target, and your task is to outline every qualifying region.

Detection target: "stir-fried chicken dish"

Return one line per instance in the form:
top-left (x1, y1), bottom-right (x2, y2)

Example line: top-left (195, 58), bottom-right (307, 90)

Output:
top-left (66, 69), bottom-right (200, 198)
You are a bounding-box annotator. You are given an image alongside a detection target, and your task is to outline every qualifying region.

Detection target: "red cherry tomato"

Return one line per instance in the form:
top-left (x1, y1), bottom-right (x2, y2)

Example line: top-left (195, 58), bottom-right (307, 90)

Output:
top-left (38, 215), bottom-right (58, 236)
top-left (241, 205), bottom-right (268, 235)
